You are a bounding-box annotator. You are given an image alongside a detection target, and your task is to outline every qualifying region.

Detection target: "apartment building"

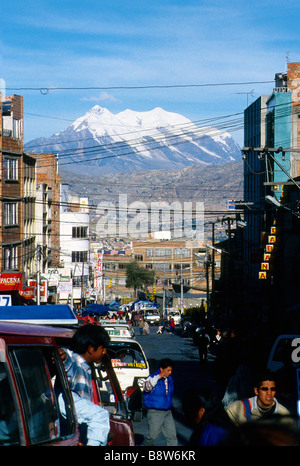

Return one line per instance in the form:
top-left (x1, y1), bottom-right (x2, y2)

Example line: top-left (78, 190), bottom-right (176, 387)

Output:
top-left (0, 94), bottom-right (37, 303)
top-left (59, 183), bottom-right (90, 305)
top-left (96, 238), bottom-right (219, 308)
top-left (35, 153), bottom-right (61, 272)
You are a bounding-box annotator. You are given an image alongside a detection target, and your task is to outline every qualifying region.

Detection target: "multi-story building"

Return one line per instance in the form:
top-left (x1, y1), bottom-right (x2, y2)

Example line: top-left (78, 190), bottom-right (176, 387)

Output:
top-left (95, 238), bottom-right (219, 311)
top-left (35, 153), bottom-right (61, 272)
top-left (59, 183), bottom-right (90, 305)
top-left (238, 62), bottom-right (300, 326)
top-left (0, 94), bottom-right (37, 303)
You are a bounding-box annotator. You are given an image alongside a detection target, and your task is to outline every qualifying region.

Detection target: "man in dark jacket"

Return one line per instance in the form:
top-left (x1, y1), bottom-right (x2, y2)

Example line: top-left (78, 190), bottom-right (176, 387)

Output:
top-left (143, 358), bottom-right (177, 446)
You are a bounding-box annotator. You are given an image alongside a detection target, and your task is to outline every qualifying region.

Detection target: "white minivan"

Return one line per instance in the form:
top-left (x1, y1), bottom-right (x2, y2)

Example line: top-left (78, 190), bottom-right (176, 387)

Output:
top-left (106, 338), bottom-right (150, 392)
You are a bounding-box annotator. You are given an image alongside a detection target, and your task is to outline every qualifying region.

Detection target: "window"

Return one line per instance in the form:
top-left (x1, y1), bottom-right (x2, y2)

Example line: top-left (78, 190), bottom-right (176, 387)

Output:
top-left (155, 248), bottom-right (171, 257)
top-left (4, 203), bottom-right (18, 226)
top-left (146, 248), bottom-right (154, 257)
top-left (4, 247), bottom-right (18, 270)
top-left (0, 363), bottom-right (19, 445)
top-left (175, 248), bottom-right (190, 258)
top-left (72, 227), bottom-right (88, 238)
top-left (71, 251), bottom-right (88, 263)
top-left (72, 275), bottom-right (88, 288)
top-left (3, 158), bottom-right (18, 181)
top-left (9, 346), bottom-right (76, 445)
top-left (156, 262), bottom-right (171, 271)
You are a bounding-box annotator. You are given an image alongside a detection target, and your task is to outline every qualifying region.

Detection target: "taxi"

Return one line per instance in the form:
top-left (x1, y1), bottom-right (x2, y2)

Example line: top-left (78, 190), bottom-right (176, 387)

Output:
top-left (106, 338), bottom-right (150, 394)
top-left (100, 320), bottom-right (135, 339)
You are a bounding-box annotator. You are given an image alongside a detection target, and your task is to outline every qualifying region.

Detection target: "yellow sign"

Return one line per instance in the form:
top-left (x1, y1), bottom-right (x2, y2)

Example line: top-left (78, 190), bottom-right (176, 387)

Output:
top-left (270, 226), bottom-right (277, 234)
top-left (261, 262), bottom-right (269, 270)
top-left (264, 253), bottom-right (271, 261)
top-left (268, 235), bottom-right (276, 243)
top-left (259, 271), bottom-right (267, 279)
top-left (266, 244), bottom-right (274, 252)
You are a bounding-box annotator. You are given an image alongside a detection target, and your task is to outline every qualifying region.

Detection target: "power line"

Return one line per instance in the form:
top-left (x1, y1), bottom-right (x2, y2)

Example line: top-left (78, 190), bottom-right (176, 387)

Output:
top-left (7, 80), bottom-right (274, 93)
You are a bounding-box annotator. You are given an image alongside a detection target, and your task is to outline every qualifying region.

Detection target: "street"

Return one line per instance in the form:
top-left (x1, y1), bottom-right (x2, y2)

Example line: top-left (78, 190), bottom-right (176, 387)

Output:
top-left (132, 324), bottom-right (218, 446)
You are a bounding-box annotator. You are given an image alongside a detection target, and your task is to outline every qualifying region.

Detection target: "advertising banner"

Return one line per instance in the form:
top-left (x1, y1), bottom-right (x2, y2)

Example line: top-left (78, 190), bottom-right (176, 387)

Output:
top-left (0, 273), bottom-right (23, 291)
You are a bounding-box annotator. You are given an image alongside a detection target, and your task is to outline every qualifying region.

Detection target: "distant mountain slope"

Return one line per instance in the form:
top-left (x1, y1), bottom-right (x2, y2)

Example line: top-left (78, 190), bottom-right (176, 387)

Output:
top-left (60, 160), bottom-right (244, 220)
top-left (25, 106), bottom-right (241, 175)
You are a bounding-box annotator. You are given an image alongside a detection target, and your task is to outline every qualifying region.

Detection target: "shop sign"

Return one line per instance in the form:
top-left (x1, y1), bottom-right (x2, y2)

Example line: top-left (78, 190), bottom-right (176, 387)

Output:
top-left (0, 273), bottom-right (23, 291)
top-left (19, 288), bottom-right (36, 300)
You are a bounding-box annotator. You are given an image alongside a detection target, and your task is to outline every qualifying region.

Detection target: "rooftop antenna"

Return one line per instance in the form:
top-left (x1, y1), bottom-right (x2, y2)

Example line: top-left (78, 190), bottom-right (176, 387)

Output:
top-left (285, 51), bottom-right (290, 71)
top-left (234, 89), bottom-right (255, 107)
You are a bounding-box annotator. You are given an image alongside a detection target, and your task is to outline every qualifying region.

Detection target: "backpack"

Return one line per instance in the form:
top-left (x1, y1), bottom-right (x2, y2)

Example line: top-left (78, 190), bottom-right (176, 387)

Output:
top-left (242, 398), bottom-right (252, 420)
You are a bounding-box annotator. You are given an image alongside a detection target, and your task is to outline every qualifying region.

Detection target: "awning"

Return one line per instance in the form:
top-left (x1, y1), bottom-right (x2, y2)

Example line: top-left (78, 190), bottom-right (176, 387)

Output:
top-left (0, 304), bottom-right (78, 326)
top-left (82, 304), bottom-right (109, 316)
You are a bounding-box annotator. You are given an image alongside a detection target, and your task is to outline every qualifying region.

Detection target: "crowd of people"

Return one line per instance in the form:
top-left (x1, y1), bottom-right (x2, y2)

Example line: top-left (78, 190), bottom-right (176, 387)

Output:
top-left (66, 311), bottom-right (300, 447)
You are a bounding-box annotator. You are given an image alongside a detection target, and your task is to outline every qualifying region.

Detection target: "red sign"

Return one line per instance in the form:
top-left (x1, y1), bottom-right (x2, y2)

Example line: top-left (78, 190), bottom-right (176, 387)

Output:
top-left (0, 273), bottom-right (23, 291)
top-left (19, 287), bottom-right (36, 299)
top-left (28, 279), bottom-right (48, 302)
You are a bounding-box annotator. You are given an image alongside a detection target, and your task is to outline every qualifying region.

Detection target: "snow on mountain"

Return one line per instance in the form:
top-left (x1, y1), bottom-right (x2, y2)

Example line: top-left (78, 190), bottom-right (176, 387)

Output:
top-left (24, 106), bottom-right (241, 176)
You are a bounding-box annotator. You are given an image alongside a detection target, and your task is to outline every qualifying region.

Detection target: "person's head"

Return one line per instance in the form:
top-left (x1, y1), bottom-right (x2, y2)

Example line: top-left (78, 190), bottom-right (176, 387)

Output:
top-left (182, 387), bottom-right (226, 427)
top-left (159, 358), bottom-right (173, 378)
top-left (72, 324), bottom-right (110, 364)
top-left (254, 372), bottom-right (277, 410)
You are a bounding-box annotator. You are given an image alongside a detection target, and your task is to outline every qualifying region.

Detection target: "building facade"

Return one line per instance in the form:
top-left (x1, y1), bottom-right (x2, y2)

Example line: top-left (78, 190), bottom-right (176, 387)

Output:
top-left (0, 94), bottom-right (37, 304)
top-left (239, 63), bottom-right (300, 327)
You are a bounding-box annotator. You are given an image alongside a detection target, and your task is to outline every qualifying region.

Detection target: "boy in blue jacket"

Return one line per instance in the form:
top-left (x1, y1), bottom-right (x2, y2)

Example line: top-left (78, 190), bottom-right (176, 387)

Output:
top-left (143, 358), bottom-right (177, 446)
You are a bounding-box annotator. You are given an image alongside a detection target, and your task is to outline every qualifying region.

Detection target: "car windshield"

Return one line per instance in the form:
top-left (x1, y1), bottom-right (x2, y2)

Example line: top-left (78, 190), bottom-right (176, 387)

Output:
top-left (107, 342), bottom-right (147, 369)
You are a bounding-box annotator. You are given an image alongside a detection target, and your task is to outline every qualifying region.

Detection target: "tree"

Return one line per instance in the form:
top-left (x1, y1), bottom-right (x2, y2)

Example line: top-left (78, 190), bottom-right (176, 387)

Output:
top-left (126, 260), bottom-right (155, 296)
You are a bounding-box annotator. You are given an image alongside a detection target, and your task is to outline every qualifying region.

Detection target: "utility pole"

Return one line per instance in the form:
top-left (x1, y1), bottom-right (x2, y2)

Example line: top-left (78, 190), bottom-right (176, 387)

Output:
top-left (36, 244), bottom-right (41, 305)
top-left (180, 253), bottom-right (183, 315)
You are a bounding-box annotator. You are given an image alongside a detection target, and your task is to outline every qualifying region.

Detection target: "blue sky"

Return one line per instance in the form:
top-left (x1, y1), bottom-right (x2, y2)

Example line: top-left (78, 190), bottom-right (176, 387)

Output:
top-left (1, 0), bottom-right (300, 146)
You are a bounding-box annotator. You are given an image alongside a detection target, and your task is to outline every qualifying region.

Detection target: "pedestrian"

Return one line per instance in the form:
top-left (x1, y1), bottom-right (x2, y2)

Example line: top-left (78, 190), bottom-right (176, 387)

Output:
top-left (210, 328), bottom-right (223, 354)
top-left (143, 320), bottom-right (150, 335)
top-left (197, 329), bottom-right (210, 364)
top-left (168, 317), bottom-right (175, 334)
top-left (138, 314), bottom-right (145, 335)
top-left (226, 371), bottom-right (290, 425)
top-left (143, 358), bottom-right (177, 446)
top-left (63, 324), bottom-right (111, 446)
top-left (157, 318), bottom-right (166, 334)
top-left (182, 387), bottom-right (236, 446)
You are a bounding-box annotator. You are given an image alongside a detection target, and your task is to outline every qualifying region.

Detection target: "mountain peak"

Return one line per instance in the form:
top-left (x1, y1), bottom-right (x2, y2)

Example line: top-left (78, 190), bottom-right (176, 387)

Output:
top-left (25, 106), bottom-right (241, 176)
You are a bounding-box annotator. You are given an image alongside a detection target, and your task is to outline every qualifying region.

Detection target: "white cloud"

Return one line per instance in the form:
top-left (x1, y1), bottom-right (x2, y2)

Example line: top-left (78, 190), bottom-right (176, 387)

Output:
top-left (80, 92), bottom-right (120, 103)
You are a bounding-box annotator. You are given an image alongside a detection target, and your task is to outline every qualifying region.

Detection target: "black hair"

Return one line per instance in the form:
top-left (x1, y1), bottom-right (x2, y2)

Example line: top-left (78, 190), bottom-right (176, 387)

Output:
top-left (159, 358), bottom-right (174, 369)
top-left (72, 324), bottom-right (110, 355)
top-left (254, 371), bottom-right (277, 389)
top-left (182, 387), bottom-right (235, 445)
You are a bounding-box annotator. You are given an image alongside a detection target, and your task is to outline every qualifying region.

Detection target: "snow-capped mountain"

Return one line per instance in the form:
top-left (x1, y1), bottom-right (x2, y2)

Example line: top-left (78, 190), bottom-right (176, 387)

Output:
top-left (25, 106), bottom-right (241, 176)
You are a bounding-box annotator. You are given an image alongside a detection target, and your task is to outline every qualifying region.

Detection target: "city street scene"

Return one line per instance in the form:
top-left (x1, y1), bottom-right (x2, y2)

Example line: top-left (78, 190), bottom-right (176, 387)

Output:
top-left (1, 0), bottom-right (300, 450)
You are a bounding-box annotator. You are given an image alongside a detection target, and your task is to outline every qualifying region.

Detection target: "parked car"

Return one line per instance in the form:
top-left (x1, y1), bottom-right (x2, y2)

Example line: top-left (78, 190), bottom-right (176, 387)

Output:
top-left (0, 320), bottom-right (142, 446)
